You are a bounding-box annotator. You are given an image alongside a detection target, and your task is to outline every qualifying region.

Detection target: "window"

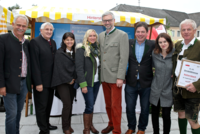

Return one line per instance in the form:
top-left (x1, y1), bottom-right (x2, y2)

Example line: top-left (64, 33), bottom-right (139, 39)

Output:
top-left (197, 31), bottom-right (200, 37)
top-left (177, 31), bottom-right (180, 37)
top-left (171, 30), bottom-right (175, 37)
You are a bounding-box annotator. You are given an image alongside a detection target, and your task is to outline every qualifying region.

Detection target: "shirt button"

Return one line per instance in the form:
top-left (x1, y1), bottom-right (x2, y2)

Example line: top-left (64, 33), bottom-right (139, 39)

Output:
top-left (136, 70), bottom-right (138, 72)
top-left (20, 51), bottom-right (22, 53)
top-left (20, 59), bottom-right (22, 61)
top-left (135, 75), bottom-right (137, 77)
top-left (19, 67), bottom-right (21, 69)
top-left (18, 75), bottom-right (20, 77)
top-left (138, 64), bottom-right (140, 66)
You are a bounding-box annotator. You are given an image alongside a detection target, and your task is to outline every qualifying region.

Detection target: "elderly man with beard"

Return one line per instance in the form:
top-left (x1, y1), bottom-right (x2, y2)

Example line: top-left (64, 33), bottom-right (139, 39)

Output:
top-left (98, 11), bottom-right (129, 134)
top-left (30, 22), bottom-right (57, 134)
top-left (0, 15), bottom-right (31, 134)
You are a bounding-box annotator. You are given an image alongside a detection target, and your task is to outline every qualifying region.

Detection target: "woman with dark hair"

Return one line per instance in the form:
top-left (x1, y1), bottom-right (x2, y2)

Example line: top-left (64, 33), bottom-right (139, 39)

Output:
top-left (51, 32), bottom-right (76, 134)
top-left (75, 29), bottom-right (100, 134)
top-left (150, 33), bottom-right (174, 134)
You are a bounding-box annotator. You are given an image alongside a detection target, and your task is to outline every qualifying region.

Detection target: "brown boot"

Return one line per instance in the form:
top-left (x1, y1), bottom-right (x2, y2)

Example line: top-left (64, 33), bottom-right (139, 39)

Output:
top-left (90, 113), bottom-right (99, 134)
top-left (64, 129), bottom-right (71, 134)
top-left (101, 126), bottom-right (114, 134)
top-left (83, 113), bottom-right (91, 134)
top-left (137, 130), bottom-right (145, 134)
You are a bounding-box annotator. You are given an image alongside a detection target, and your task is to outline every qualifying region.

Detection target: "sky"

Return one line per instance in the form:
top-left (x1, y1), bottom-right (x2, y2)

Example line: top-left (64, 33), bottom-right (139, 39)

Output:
top-left (1, 0), bottom-right (200, 13)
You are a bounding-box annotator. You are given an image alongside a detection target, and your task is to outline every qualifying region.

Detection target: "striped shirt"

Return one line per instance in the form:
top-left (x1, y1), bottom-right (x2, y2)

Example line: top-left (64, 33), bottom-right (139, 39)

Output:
top-left (12, 31), bottom-right (27, 77)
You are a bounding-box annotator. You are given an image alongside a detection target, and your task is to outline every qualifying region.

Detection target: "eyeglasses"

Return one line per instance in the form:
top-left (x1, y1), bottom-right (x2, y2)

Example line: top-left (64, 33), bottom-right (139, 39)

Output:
top-left (102, 19), bottom-right (113, 23)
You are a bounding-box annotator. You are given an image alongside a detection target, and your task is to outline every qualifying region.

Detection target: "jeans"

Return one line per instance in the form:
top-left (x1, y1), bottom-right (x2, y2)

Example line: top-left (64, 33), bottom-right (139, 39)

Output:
top-left (82, 81), bottom-right (100, 114)
top-left (3, 78), bottom-right (28, 134)
top-left (125, 82), bottom-right (151, 131)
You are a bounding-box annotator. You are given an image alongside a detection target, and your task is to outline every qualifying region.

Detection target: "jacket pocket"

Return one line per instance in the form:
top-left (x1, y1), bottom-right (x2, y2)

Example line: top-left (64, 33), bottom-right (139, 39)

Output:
top-left (111, 67), bottom-right (118, 72)
top-left (110, 43), bottom-right (119, 47)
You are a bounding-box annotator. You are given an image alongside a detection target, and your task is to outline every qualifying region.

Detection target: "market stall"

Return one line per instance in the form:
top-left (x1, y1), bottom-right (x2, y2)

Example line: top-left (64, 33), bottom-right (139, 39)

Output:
top-left (13, 6), bottom-right (166, 116)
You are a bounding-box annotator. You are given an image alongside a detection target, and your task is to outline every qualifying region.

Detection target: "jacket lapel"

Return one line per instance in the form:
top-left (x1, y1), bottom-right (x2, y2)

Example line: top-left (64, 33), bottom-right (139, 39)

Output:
top-left (142, 40), bottom-right (149, 58)
top-left (131, 41), bottom-right (136, 59)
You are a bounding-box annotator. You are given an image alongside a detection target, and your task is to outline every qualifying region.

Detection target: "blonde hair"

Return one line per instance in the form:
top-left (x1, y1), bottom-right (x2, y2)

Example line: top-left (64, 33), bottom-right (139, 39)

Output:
top-left (83, 29), bottom-right (98, 57)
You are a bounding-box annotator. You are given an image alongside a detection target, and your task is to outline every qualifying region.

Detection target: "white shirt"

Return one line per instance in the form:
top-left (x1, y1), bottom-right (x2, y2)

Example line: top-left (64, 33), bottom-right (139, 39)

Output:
top-left (94, 57), bottom-right (100, 82)
top-left (66, 48), bottom-right (73, 57)
top-left (175, 37), bottom-right (196, 77)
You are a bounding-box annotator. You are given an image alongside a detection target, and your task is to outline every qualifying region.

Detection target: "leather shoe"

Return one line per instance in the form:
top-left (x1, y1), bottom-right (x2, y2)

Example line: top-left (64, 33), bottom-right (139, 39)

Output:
top-left (64, 130), bottom-right (71, 134)
top-left (125, 129), bottom-right (135, 134)
top-left (137, 130), bottom-right (145, 134)
top-left (48, 124), bottom-right (57, 130)
top-left (70, 127), bottom-right (74, 133)
top-left (101, 126), bottom-right (114, 134)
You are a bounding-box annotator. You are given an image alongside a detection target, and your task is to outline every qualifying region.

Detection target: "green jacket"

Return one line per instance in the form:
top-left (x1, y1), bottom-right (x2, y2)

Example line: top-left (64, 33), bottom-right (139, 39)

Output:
top-left (172, 39), bottom-right (200, 98)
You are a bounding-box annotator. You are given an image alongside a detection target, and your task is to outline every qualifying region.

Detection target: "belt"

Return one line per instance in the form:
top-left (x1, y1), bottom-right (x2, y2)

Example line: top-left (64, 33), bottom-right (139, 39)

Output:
top-left (21, 77), bottom-right (25, 80)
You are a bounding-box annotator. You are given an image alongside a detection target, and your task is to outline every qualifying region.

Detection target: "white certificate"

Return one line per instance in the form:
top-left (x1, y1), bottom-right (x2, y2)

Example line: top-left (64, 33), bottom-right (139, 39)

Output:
top-left (176, 59), bottom-right (200, 88)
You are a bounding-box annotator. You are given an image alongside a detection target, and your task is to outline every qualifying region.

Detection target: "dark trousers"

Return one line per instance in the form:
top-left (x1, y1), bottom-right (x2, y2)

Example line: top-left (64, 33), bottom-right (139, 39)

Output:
top-left (151, 100), bottom-right (171, 134)
top-left (82, 81), bottom-right (100, 114)
top-left (125, 82), bottom-right (150, 131)
top-left (33, 87), bottom-right (54, 134)
top-left (57, 83), bottom-right (76, 131)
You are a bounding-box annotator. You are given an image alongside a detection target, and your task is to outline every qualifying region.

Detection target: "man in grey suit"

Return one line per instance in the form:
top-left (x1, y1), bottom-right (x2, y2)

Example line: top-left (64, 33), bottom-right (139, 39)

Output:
top-left (98, 11), bottom-right (129, 134)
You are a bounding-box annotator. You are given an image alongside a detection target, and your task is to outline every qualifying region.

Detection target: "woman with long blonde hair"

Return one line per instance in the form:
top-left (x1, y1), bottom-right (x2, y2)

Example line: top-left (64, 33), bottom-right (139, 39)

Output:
top-left (75, 29), bottom-right (100, 134)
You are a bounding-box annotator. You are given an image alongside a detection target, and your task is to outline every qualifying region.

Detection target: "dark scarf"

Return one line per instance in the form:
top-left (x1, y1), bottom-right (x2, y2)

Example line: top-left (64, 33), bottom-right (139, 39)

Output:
top-left (88, 42), bottom-right (99, 57)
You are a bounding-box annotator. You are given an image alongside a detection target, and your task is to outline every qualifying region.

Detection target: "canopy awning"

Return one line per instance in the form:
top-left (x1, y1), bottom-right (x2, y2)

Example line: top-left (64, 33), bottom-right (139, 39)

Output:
top-left (13, 6), bottom-right (166, 27)
top-left (0, 5), bottom-right (14, 25)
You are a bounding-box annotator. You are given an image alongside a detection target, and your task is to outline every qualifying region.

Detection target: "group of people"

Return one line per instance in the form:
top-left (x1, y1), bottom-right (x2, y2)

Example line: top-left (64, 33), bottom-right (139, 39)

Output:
top-left (0, 10), bottom-right (200, 134)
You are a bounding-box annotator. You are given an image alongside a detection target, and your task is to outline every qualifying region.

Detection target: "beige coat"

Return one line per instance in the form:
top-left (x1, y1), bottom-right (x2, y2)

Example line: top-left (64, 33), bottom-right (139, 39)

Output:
top-left (98, 28), bottom-right (129, 83)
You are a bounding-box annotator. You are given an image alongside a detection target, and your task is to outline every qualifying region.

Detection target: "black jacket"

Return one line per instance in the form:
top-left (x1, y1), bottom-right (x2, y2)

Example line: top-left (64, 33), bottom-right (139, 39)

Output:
top-left (51, 48), bottom-right (76, 87)
top-left (0, 33), bottom-right (31, 94)
top-left (126, 39), bottom-right (155, 88)
top-left (75, 44), bottom-right (100, 88)
top-left (30, 35), bottom-right (57, 87)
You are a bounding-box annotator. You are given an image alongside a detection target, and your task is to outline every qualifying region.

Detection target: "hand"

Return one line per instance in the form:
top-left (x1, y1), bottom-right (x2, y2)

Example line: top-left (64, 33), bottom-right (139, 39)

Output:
top-left (0, 87), bottom-right (6, 96)
top-left (69, 79), bottom-right (75, 85)
top-left (31, 85), bottom-right (33, 89)
top-left (82, 87), bottom-right (88, 94)
top-left (123, 79), bottom-right (126, 84)
top-left (116, 79), bottom-right (123, 88)
top-left (185, 83), bottom-right (197, 93)
top-left (171, 75), bottom-right (173, 78)
top-left (36, 84), bottom-right (43, 92)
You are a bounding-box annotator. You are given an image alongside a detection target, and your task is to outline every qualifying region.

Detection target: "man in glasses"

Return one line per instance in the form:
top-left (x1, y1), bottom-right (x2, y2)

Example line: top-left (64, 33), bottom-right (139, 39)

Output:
top-left (98, 11), bottom-right (129, 134)
top-left (30, 22), bottom-right (57, 134)
top-left (172, 19), bottom-right (200, 134)
top-left (0, 14), bottom-right (31, 134)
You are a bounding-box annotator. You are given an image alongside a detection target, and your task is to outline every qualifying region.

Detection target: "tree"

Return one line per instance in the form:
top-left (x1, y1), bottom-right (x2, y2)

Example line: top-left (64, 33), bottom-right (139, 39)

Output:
top-left (165, 17), bottom-right (170, 30)
top-left (8, 4), bottom-right (21, 11)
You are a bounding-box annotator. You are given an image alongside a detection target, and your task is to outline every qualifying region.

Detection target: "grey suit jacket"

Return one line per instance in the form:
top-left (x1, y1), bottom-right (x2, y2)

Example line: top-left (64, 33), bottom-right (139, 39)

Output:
top-left (98, 28), bottom-right (129, 83)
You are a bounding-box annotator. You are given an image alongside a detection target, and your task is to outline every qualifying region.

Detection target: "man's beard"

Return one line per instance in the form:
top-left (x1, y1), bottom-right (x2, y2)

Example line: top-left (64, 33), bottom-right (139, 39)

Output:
top-left (105, 24), bottom-right (112, 30)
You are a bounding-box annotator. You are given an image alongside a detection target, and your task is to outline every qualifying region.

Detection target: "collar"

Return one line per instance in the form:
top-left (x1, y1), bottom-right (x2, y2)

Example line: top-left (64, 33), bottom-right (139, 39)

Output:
top-left (136, 39), bottom-right (146, 46)
top-left (12, 31), bottom-right (25, 43)
top-left (41, 34), bottom-right (50, 41)
top-left (66, 48), bottom-right (73, 54)
top-left (105, 27), bottom-right (116, 35)
top-left (181, 37), bottom-right (195, 46)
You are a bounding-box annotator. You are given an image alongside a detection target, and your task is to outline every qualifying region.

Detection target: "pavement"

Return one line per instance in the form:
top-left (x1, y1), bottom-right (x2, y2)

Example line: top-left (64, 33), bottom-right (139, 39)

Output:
top-left (0, 104), bottom-right (199, 134)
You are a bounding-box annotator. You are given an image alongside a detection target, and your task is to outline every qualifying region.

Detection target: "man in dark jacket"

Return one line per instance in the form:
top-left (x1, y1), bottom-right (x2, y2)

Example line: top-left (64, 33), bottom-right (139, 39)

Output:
top-left (0, 15), bottom-right (31, 134)
top-left (125, 22), bottom-right (155, 134)
top-left (172, 19), bottom-right (200, 134)
top-left (30, 22), bottom-right (57, 134)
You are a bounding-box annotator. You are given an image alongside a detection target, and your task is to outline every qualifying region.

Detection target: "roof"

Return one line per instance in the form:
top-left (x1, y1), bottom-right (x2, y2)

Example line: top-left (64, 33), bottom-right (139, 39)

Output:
top-left (188, 12), bottom-right (200, 27)
top-left (13, 6), bottom-right (165, 26)
top-left (110, 4), bottom-right (191, 27)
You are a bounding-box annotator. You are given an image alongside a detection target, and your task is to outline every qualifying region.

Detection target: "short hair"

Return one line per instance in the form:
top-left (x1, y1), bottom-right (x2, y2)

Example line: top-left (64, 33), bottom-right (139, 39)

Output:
top-left (13, 15), bottom-right (29, 26)
top-left (179, 19), bottom-right (197, 30)
top-left (102, 11), bottom-right (115, 20)
top-left (154, 33), bottom-right (173, 54)
top-left (40, 22), bottom-right (54, 30)
top-left (135, 22), bottom-right (148, 33)
top-left (61, 32), bottom-right (76, 53)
